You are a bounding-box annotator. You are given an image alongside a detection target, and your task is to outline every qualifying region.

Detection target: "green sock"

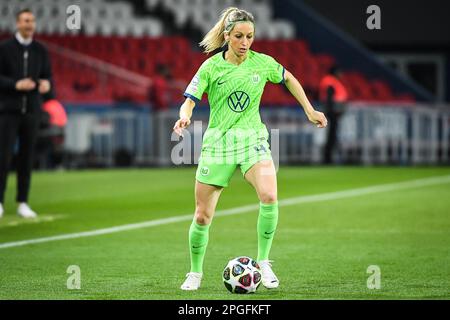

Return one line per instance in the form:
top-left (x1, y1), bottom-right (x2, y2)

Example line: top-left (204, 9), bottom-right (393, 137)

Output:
top-left (189, 220), bottom-right (211, 273)
top-left (257, 202), bottom-right (279, 261)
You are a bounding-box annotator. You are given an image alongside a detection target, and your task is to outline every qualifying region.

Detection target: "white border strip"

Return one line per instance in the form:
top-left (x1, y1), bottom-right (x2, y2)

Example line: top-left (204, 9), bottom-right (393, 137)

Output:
top-left (1, 175), bottom-right (449, 250)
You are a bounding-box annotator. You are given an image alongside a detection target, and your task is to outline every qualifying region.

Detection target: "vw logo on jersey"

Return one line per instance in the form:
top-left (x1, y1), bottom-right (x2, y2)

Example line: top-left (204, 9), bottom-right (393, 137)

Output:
top-left (227, 91), bottom-right (250, 113)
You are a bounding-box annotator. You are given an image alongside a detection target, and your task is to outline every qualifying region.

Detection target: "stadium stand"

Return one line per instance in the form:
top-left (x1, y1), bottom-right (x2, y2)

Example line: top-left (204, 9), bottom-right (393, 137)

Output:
top-left (144, 0), bottom-right (296, 39)
top-left (0, 0), bottom-right (419, 105)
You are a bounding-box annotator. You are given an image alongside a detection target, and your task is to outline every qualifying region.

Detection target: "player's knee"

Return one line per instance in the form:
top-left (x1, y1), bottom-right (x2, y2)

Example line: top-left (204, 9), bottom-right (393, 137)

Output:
top-left (259, 191), bottom-right (277, 204)
top-left (194, 208), bottom-right (212, 225)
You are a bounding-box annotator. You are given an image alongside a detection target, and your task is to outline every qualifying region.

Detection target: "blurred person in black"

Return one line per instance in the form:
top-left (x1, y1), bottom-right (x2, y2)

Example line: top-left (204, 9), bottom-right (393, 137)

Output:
top-left (37, 91), bottom-right (67, 170)
top-left (0, 9), bottom-right (52, 218)
top-left (319, 65), bottom-right (348, 164)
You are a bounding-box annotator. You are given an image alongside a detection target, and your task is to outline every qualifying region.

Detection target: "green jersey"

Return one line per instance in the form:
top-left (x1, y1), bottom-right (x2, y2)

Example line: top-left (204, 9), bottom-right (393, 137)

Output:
top-left (184, 50), bottom-right (285, 159)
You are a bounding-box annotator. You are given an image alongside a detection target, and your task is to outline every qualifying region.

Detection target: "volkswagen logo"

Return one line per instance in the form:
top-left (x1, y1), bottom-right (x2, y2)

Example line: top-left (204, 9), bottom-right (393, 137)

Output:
top-left (227, 91), bottom-right (250, 113)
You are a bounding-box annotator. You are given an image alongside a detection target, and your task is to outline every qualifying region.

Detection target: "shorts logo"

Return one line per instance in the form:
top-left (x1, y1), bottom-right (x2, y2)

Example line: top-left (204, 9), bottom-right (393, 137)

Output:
top-left (200, 166), bottom-right (210, 176)
top-left (227, 91), bottom-right (250, 113)
top-left (255, 144), bottom-right (267, 153)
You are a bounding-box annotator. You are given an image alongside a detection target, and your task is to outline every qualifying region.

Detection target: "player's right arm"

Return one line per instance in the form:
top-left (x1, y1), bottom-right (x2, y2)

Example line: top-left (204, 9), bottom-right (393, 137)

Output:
top-left (173, 97), bottom-right (195, 137)
top-left (173, 59), bottom-right (210, 137)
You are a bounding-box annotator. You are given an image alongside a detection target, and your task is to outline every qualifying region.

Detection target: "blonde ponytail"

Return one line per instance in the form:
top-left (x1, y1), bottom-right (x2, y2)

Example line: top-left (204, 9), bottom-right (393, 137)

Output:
top-left (199, 7), bottom-right (255, 54)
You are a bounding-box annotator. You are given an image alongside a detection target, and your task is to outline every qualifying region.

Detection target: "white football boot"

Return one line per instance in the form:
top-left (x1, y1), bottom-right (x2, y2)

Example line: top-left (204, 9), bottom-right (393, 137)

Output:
top-left (17, 203), bottom-right (37, 219)
top-left (0, 203), bottom-right (3, 218)
top-left (180, 272), bottom-right (202, 291)
top-left (259, 260), bottom-right (279, 289)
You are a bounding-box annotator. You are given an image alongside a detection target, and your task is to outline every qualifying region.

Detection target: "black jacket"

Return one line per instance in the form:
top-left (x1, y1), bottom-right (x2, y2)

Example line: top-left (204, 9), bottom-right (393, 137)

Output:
top-left (0, 36), bottom-right (52, 114)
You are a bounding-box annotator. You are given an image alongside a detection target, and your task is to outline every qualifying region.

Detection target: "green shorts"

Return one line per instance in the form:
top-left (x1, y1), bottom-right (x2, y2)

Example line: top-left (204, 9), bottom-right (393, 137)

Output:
top-left (195, 140), bottom-right (272, 188)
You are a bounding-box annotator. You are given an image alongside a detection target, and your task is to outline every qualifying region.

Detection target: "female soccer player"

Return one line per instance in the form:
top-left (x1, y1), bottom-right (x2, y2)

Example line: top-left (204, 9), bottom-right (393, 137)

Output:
top-left (173, 7), bottom-right (328, 291)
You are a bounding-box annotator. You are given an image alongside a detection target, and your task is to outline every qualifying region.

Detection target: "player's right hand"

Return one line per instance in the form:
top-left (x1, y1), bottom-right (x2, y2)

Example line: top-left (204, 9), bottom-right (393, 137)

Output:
top-left (173, 117), bottom-right (191, 137)
top-left (15, 78), bottom-right (36, 91)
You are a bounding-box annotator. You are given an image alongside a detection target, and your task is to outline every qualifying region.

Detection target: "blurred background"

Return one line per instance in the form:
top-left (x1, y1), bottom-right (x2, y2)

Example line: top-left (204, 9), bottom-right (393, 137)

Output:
top-left (1, 0), bottom-right (449, 169)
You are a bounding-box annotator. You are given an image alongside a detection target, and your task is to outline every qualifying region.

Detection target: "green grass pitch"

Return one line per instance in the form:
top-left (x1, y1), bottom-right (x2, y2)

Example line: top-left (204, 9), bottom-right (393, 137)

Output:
top-left (0, 166), bottom-right (449, 300)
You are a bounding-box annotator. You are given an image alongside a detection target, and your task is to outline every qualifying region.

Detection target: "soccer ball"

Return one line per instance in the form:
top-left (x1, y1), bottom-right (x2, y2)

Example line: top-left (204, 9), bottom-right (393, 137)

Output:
top-left (222, 256), bottom-right (262, 294)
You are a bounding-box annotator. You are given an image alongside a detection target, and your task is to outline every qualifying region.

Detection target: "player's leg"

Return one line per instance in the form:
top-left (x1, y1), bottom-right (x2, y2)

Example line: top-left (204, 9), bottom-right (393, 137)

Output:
top-left (181, 180), bottom-right (224, 290)
top-left (16, 114), bottom-right (39, 218)
top-left (244, 159), bottom-right (278, 261)
top-left (0, 115), bottom-right (20, 218)
top-left (243, 159), bottom-right (280, 288)
top-left (191, 180), bottom-right (223, 270)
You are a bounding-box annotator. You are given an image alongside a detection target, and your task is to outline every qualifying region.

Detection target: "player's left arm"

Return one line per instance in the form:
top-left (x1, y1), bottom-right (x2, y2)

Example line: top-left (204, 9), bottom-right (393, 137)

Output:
top-left (284, 70), bottom-right (328, 128)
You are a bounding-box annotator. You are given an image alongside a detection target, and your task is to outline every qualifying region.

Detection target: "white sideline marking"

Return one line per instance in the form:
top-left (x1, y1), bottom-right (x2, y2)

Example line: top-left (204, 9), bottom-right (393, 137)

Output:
top-left (0, 175), bottom-right (449, 250)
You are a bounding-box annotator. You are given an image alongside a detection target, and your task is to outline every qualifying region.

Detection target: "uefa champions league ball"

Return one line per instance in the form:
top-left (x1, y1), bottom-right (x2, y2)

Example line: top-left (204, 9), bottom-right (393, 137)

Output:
top-left (222, 256), bottom-right (262, 294)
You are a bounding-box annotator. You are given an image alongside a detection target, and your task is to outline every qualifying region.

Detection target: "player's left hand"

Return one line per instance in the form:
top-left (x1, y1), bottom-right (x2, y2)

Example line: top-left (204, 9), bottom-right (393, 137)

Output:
top-left (38, 79), bottom-right (51, 94)
top-left (307, 110), bottom-right (328, 128)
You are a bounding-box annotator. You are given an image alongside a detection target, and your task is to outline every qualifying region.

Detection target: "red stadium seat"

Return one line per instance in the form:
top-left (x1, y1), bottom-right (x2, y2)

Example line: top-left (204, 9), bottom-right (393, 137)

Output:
top-left (371, 80), bottom-right (394, 102)
top-left (8, 33), bottom-right (414, 105)
top-left (395, 93), bottom-right (416, 103)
